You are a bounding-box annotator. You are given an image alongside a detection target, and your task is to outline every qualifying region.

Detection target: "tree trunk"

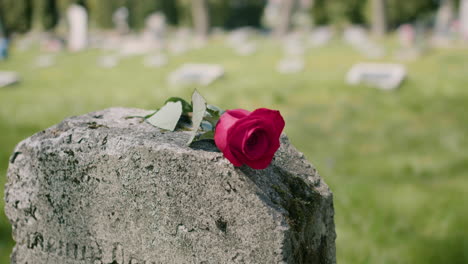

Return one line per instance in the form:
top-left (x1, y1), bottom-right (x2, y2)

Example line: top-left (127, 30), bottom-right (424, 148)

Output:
top-left (371, 0), bottom-right (387, 37)
top-left (191, 0), bottom-right (209, 40)
top-left (460, 0), bottom-right (468, 41)
top-left (274, 0), bottom-right (296, 38)
top-left (435, 0), bottom-right (454, 35)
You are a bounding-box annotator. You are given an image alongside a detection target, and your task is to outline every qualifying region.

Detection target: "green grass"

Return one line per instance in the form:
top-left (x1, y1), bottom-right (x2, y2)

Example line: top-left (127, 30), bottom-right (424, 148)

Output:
top-left (1, 38), bottom-right (468, 263)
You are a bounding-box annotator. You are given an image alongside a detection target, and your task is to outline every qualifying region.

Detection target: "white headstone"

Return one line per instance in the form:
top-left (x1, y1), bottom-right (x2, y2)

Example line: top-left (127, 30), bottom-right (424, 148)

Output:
top-left (234, 42), bottom-right (257, 56)
top-left (343, 26), bottom-right (385, 58)
top-left (346, 63), bottom-right (407, 91)
top-left (277, 57), bottom-right (304, 74)
top-left (0, 71), bottom-right (20, 88)
top-left (97, 55), bottom-right (119, 68)
top-left (169, 64), bottom-right (224, 86)
top-left (145, 12), bottom-right (166, 43)
top-left (67, 4), bottom-right (88, 52)
top-left (309, 27), bottom-right (333, 47)
top-left (398, 24), bottom-right (415, 48)
top-left (113, 7), bottom-right (129, 35)
top-left (35, 54), bottom-right (56, 68)
top-left (143, 54), bottom-right (168, 68)
top-left (460, 0), bottom-right (468, 41)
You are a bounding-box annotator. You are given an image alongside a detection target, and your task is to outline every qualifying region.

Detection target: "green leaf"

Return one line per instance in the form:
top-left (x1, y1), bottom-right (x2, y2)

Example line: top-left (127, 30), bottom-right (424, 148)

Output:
top-left (165, 97), bottom-right (193, 114)
top-left (198, 131), bottom-right (214, 141)
top-left (146, 101), bottom-right (183, 131)
top-left (187, 90), bottom-right (207, 145)
top-left (206, 104), bottom-right (224, 117)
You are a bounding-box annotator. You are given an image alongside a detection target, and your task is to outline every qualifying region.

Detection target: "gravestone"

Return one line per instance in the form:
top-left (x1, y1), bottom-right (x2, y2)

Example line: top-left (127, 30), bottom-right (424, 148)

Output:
top-left (398, 24), bottom-right (415, 49)
top-left (283, 36), bottom-right (306, 56)
top-left (34, 54), bottom-right (56, 68)
top-left (346, 63), bottom-right (407, 90)
top-left (0, 71), bottom-right (19, 88)
top-left (343, 26), bottom-right (385, 59)
top-left (4, 107), bottom-right (336, 264)
top-left (168, 28), bottom-right (193, 55)
top-left (67, 4), bottom-right (88, 52)
top-left (113, 7), bottom-right (129, 35)
top-left (460, 0), bottom-right (468, 41)
top-left (277, 57), bottom-right (305, 74)
top-left (119, 36), bottom-right (153, 56)
top-left (169, 64), bottom-right (224, 86)
top-left (309, 27), bottom-right (333, 47)
top-left (394, 24), bottom-right (420, 61)
top-left (234, 42), bottom-right (257, 56)
top-left (97, 55), bottom-right (119, 68)
top-left (143, 54), bottom-right (168, 68)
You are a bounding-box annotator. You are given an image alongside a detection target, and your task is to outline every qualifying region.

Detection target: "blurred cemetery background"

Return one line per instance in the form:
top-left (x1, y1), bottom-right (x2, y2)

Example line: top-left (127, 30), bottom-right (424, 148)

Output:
top-left (1, 0), bottom-right (468, 263)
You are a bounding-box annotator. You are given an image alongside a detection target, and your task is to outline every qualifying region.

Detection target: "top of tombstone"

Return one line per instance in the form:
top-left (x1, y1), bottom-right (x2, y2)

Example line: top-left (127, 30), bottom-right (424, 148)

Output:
top-left (5, 107), bottom-right (336, 263)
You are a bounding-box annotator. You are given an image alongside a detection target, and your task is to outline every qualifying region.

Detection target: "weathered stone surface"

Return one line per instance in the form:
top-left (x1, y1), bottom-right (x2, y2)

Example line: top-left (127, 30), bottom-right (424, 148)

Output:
top-left (4, 107), bottom-right (336, 264)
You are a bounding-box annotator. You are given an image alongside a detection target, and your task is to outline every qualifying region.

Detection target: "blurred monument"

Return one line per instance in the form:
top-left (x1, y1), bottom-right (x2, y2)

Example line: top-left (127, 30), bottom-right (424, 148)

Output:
top-left (34, 54), bottom-right (56, 68)
top-left (143, 12), bottom-right (167, 49)
top-left (112, 7), bottom-right (129, 35)
top-left (227, 27), bottom-right (257, 56)
top-left (309, 26), bottom-right (333, 47)
top-left (460, 0), bottom-right (468, 41)
top-left (169, 64), bottom-right (224, 86)
top-left (67, 4), bottom-right (88, 52)
top-left (277, 57), bottom-right (304, 74)
top-left (395, 24), bottom-right (420, 61)
top-left (97, 55), bottom-right (119, 69)
top-left (343, 26), bottom-right (385, 58)
top-left (0, 71), bottom-right (19, 88)
top-left (346, 63), bottom-right (407, 91)
top-left (143, 53), bottom-right (168, 68)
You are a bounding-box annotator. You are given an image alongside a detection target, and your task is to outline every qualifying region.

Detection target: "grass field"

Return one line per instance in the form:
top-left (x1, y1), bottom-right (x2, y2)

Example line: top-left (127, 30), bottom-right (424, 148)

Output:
top-left (1, 38), bottom-right (468, 263)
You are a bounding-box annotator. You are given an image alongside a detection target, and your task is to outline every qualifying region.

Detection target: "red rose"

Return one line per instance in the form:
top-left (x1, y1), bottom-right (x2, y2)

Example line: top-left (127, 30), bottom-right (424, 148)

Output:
top-left (214, 108), bottom-right (285, 169)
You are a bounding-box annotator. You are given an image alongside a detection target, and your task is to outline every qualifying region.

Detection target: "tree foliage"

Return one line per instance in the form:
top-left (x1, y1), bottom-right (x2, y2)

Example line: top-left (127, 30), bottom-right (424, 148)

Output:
top-left (0, 0), bottom-right (33, 35)
top-left (0, 0), bottom-right (443, 34)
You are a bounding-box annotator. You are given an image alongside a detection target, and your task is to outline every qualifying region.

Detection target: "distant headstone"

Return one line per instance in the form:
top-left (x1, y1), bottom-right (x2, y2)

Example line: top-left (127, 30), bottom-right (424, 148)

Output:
top-left (97, 55), bottom-right (119, 68)
top-left (143, 12), bottom-right (166, 45)
top-left (169, 63), bottom-right (224, 86)
top-left (343, 26), bottom-right (385, 59)
top-left (34, 54), bottom-right (55, 68)
top-left (67, 4), bottom-right (88, 52)
top-left (395, 24), bottom-right (420, 61)
top-left (398, 24), bottom-right (415, 48)
top-left (41, 36), bottom-right (64, 53)
top-left (309, 27), bottom-right (333, 47)
top-left (4, 107), bottom-right (336, 264)
top-left (277, 57), bottom-right (304, 74)
top-left (460, 0), bottom-right (468, 41)
top-left (283, 37), bottom-right (306, 56)
top-left (168, 28), bottom-right (193, 55)
top-left (226, 28), bottom-right (253, 47)
top-left (346, 63), bottom-right (407, 90)
top-left (0, 71), bottom-right (19, 87)
top-left (234, 42), bottom-right (257, 56)
top-left (119, 37), bottom-right (153, 56)
top-left (143, 54), bottom-right (168, 68)
top-left (113, 7), bottom-right (129, 35)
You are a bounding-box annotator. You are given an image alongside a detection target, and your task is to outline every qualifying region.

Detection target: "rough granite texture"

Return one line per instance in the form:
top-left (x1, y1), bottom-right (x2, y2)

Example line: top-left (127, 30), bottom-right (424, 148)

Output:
top-left (4, 107), bottom-right (336, 264)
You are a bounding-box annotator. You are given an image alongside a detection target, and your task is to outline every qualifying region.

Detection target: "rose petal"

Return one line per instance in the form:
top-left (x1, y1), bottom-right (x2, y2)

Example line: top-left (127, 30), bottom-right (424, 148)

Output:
top-left (242, 128), bottom-right (269, 160)
top-left (214, 109), bottom-right (250, 152)
top-left (248, 108), bottom-right (285, 139)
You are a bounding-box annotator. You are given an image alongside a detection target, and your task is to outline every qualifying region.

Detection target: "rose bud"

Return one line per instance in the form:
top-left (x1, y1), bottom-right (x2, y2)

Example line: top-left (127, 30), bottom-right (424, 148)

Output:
top-left (214, 108), bottom-right (285, 170)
